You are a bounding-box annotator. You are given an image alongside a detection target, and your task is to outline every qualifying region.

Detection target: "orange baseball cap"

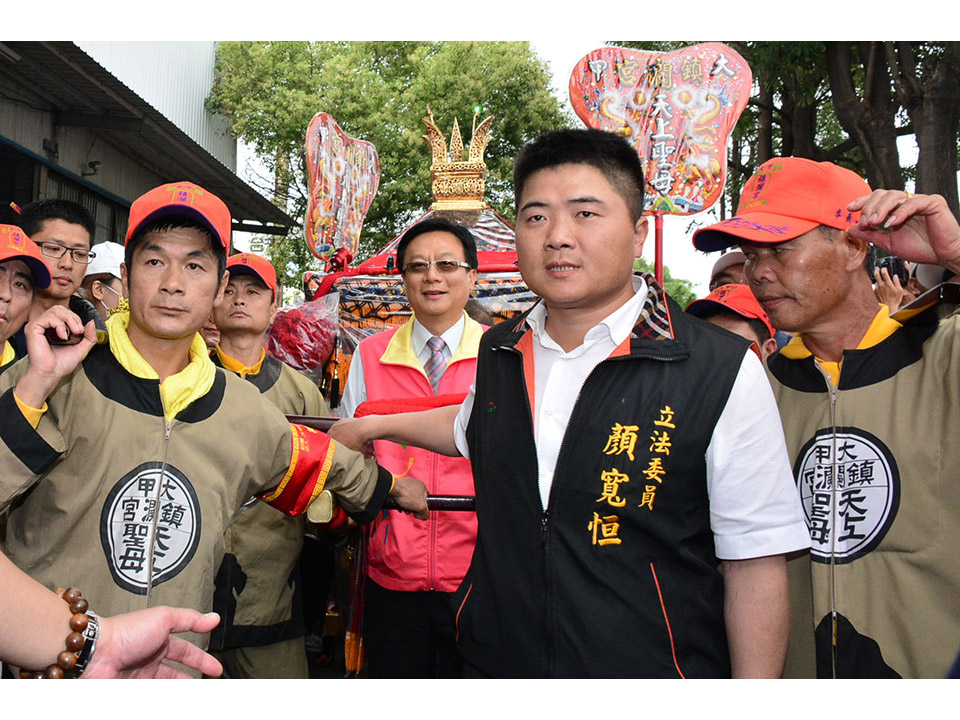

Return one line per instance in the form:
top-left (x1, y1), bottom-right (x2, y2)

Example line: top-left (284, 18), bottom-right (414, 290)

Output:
top-left (125, 181), bottom-right (232, 252)
top-left (686, 283), bottom-right (775, 339)
top-left (226, 252), bottom-right (277, 294)
top-left (0, 224), bottom-right (51, 289)
top-left (692, 157), bottom-right (872, 252)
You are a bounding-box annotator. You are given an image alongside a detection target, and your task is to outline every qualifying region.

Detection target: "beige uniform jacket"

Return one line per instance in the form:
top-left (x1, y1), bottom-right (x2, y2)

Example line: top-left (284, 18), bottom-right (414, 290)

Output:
top-left (0, 345), bottom-right (389, 650)
top-left (770, 307), bottom-right (960, 678)
top-left (210, 354), bottom-right (329, 648)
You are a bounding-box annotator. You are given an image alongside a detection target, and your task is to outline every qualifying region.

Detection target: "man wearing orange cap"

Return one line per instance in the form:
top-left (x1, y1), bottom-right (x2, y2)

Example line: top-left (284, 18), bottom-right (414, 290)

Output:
top-left (0, 182), bottom-right (427, 660)
top-left (693, 158), bottom-right (960, 678)
top-left (686, 283), bottom-right (778, 361)
top-left (208, 252), bottom-right (327, 678)
top-left (0, 225), bottom-right (51, 374)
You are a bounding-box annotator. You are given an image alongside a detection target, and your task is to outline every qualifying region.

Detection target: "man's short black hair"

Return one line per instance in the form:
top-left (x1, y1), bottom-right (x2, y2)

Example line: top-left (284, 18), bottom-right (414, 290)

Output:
top-left (126, 219), bottom-right (227, 280)
top-left (513, 129), bottom-right (647, 223)
top-left (19, 199), bottom-right (96, 242)
top-left (396, 217), bottom-right (478, 271)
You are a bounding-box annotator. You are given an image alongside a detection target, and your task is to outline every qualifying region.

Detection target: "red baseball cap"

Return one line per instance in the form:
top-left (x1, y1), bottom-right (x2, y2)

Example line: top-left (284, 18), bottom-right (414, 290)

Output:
top-left (125, 181), bottom-right (232, 252)
top-left (686, 283), bottom-right (775, 339)
top-left (0, 224), bottom-right (51, 289)
top-left (226, 252), bottom-right (277, 294)
top-left (692, 157), bottom-right (872, 252)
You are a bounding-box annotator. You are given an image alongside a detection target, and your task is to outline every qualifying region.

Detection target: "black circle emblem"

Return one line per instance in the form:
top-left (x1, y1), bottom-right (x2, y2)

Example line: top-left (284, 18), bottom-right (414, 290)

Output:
top-left (793, 427), bottom-right (899, 565)
top-left (100, 462), bottom-right (202, 594)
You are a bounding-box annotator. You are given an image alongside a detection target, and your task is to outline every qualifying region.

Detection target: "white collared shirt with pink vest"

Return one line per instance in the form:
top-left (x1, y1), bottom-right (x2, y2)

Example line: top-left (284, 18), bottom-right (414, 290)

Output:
top-left (352, 313), bottom-right (486, 592)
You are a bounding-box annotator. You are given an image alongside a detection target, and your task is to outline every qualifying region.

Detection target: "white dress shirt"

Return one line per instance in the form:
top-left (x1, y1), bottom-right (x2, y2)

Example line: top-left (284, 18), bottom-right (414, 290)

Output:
top-left (339, 314), bottom-right (465, 419)
top-left (453, 278), bottom-right (809, 560)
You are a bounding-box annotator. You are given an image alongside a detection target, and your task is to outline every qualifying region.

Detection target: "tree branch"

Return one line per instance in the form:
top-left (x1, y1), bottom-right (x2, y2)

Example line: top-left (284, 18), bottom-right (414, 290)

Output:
top-left (888, 41), bottom-right (922, 107)
top-left (862, 41), bottom-right (877, 107)
top-left (822, 136), bottom-right (859, 161)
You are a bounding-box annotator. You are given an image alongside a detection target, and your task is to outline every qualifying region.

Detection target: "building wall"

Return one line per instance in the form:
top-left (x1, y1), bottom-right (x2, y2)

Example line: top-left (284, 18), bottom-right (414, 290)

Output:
top-left (76, 41), bottom-right (236, 171)
top-left (0, 42), bottom-right (243, 242)
top-left (0, 72), bottom-right (156, 242)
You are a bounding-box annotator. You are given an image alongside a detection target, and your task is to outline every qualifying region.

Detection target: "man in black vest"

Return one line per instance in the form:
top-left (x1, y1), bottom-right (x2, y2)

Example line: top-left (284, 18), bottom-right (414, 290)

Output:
top-left (331, 129), bottom-right (809, 678)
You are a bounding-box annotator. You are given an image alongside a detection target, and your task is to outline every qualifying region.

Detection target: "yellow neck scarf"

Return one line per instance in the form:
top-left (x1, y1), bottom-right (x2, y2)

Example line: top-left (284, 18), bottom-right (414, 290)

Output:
top-left (1, 340), bottom-right (15, 367)
top-left (106, 312), bottom-right (216, 421)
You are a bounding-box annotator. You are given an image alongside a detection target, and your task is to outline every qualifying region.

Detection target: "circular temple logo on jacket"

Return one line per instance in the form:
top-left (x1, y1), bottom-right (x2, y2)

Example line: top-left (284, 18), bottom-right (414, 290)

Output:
top-left (100, 462), bottom-right (202, 594)
top-left (793, 428), bottom-right (900, 564)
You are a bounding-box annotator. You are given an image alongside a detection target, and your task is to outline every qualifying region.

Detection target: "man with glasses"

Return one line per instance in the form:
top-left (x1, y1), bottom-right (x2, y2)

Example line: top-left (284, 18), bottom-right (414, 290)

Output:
top-left (10, 200), bottom-right (103, 358)
top-left (339, 217), bottom-right (484, 678)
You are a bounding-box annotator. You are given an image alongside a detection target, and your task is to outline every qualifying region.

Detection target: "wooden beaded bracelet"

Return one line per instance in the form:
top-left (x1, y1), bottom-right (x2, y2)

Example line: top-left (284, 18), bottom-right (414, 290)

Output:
top-left (19, 587), bottom-right (100, 679)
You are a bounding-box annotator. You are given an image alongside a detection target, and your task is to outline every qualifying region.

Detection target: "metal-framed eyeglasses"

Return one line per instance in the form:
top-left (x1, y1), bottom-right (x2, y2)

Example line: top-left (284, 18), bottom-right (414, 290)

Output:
top-left (401, 259), bottom-right (473, 275)
top-left (37, 242), bottom-right (96, 265)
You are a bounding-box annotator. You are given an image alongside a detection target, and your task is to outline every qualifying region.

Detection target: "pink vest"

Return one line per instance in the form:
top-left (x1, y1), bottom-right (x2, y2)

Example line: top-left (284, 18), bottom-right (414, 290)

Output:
top-left (358, 317), bottom-right (483, 593)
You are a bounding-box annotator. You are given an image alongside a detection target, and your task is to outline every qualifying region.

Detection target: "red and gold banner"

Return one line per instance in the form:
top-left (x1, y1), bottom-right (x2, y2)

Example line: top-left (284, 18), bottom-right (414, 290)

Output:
top-left (304, 112), bottom-right (380, 261)
top-left (570, 43), bottom-right (752, 217)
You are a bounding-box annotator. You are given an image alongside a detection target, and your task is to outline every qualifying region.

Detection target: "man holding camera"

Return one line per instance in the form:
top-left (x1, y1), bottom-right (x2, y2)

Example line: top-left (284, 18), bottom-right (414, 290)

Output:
top-left (873, 255), bottom-right (916, 313)
top-left (693, 157), bottom-right (960, 679)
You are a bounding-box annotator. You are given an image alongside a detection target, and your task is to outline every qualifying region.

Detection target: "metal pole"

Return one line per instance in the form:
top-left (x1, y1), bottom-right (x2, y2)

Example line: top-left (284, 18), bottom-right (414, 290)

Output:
top-left (654, 213), bottom-right (664, 286)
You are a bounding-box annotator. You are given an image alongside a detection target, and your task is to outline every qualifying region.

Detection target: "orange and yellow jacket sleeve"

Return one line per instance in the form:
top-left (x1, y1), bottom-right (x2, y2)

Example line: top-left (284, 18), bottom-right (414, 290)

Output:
top-left (257, 423), bottom-right (393, 525)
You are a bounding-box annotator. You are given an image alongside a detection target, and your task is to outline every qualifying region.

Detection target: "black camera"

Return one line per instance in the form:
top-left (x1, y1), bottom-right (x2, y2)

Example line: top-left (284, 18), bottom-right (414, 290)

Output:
top-left (875, 256), bottom-right (909, 285)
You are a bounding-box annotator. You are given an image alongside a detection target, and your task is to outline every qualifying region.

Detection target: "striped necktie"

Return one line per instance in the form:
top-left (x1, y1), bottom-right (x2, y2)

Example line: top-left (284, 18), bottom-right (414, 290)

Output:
top-left (424, 336), bottom-right (447, 394)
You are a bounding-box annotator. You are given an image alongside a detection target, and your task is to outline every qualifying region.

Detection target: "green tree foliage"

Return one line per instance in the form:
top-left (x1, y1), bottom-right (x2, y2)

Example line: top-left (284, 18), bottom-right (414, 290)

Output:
top-left (634, 258), bottom-right (697, 308)
top-left (885, 42), bottom-right (960, 213)
top-left (208, 41), bottom-right (571, 290)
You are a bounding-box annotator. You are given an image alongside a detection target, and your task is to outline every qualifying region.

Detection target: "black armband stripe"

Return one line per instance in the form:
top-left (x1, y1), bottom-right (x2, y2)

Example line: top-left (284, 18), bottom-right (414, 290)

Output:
top-left (0, 388), bottom-right (62, 475)
top-left (346, 464), bottom-right (394, 526)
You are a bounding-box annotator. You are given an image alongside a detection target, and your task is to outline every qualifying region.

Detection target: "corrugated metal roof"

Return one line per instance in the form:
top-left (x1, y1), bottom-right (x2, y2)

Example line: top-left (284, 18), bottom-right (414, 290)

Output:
top-left (76, 41), bottom-right (236, 168)
top-left (0, 41), bottom-right (292, 233)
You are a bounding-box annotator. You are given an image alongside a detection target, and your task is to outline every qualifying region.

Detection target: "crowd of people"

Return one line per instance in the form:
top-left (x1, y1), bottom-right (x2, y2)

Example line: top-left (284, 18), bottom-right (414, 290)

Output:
top-left (1, 127), bottom-right (958, 679)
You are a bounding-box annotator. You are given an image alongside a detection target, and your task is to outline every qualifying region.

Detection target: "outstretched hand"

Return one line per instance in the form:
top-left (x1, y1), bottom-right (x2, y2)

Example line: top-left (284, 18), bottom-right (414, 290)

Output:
top-left (848, 190), bottom-right (960, 276)
top-left (328, 416), bottom-right (374, 454)
top-left (84, 607), bottom-right (223, 679)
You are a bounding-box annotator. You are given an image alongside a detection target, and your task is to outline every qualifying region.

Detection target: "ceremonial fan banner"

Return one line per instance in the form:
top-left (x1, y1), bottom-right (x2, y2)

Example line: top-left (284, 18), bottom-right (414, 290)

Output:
top-left (569, 43), bottom-right (752, 217)
top-left (304, 112), bottom-right (380, 265)
top-left (569, 44), bottom-right (752, 284)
